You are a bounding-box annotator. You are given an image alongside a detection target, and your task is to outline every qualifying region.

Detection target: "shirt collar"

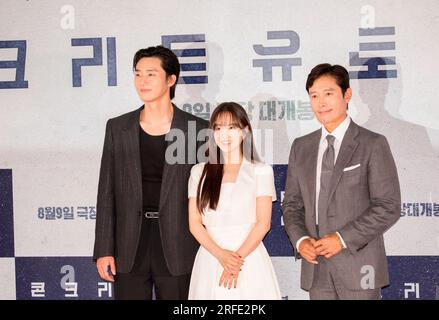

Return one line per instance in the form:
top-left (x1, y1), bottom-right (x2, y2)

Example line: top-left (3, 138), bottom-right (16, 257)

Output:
top-left (321, 115), bottom-right (351, 143)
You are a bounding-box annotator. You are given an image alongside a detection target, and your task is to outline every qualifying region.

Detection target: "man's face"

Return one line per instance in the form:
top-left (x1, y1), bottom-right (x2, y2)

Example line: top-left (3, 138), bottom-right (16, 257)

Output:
top-left (134, 57), bottom-right (176, 103)
top-left (308, 75), bottom-right (352, 131)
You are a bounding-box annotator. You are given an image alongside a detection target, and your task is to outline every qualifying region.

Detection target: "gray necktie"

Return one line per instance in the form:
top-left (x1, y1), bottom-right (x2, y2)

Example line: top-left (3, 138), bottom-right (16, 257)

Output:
top-left (318, 135), bottom-right (335, 236)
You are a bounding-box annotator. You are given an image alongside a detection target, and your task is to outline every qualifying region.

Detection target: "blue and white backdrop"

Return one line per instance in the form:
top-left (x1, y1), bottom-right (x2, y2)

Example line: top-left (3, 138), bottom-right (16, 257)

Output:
top-left (1, 0), bottom-right (438, 300)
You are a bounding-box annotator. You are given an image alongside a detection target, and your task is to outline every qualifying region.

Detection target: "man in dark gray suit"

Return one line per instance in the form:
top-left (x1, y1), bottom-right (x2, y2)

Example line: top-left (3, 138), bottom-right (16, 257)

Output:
top-left (282, 64), bottom-right (400, 299)
top-left (93, 46), bottom-right (208, 299)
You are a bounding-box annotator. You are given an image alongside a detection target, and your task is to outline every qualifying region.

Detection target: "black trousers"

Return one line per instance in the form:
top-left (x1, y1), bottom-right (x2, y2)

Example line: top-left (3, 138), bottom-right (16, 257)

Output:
top-left (114, 217), bottom-right (191, 300)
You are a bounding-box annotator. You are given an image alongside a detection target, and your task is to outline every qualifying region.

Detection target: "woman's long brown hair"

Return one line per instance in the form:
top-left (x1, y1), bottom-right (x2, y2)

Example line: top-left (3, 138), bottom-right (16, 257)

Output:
top-left (196, 102), bottom-right (259, 214)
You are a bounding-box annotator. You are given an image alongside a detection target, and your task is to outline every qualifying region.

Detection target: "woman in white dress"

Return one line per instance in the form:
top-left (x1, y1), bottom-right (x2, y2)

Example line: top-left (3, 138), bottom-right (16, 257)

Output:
top-left (188, 102), bottom-right (281, 300)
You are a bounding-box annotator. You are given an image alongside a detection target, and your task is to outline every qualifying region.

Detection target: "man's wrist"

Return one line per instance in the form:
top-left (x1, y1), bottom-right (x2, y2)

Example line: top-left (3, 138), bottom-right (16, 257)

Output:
top-left (296, 236), bottom-right (311, 253)
top-left (335, 232), bottom-right (347, 249)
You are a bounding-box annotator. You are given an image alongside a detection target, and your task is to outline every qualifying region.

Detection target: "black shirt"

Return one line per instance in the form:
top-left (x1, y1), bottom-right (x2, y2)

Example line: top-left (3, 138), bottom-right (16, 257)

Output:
top-left (139, 126), bottom-right (167, 212)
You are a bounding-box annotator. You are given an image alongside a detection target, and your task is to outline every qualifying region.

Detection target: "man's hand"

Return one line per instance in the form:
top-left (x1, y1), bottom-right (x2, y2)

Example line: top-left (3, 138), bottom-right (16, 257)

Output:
top-left (298, 238), bottom-right (318, 264)
top-left (314, 233), bottom-right (343, 259)
top-left (96, 256), bottom-right (116, 282)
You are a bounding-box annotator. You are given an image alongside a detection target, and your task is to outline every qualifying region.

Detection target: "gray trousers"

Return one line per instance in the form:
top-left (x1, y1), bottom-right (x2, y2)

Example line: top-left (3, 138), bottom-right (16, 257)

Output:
top-left (309, 255), bottom-right (381, 300)
top-left (309, 225), bottom-right (381, 300)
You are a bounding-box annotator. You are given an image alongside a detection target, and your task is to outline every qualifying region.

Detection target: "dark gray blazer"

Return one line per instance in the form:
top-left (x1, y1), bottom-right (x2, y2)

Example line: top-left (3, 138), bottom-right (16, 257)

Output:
top-left (282, 120), bottom-right (401, 290)
top-left (93, 104), bottom-right (208, 275)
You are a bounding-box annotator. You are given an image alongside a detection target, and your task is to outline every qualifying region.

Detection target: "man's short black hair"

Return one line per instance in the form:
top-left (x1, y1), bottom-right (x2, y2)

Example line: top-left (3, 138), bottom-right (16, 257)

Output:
top-left (306, 63), bottom-right (350, 96)
top-left (133, 46), bottom-right (180, 100)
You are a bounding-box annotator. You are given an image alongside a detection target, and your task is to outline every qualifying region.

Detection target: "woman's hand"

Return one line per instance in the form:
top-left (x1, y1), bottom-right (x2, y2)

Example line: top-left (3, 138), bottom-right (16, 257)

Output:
top-left (219, 268), bottom-right (240, 289)
top-left (216, 249), bottom-right (244, 274)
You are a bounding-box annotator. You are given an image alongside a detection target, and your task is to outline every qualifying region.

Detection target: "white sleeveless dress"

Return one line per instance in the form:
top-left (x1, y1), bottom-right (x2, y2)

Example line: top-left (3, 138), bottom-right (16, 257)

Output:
top-left (187, 160), bottom-right (281, 300)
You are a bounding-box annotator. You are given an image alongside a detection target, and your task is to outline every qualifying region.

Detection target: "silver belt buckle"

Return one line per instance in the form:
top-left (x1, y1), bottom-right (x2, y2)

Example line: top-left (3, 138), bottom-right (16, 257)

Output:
top-left (144, 211), bottom-right (159, 219)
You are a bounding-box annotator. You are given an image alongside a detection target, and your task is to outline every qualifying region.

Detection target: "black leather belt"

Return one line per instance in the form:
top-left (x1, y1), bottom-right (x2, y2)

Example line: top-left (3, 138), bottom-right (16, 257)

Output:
top-left (144, 211), bottom-right (159, 219)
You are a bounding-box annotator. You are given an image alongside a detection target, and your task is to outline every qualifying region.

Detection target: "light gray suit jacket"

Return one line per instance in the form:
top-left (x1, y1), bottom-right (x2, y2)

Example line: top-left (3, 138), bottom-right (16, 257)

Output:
top-left (282, 120), bottom-right (400, 291)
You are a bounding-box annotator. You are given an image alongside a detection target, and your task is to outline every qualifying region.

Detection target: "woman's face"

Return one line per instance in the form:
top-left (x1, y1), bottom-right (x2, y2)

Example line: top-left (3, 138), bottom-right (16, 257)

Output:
top-left (213, 112), bottom-right (245, 158)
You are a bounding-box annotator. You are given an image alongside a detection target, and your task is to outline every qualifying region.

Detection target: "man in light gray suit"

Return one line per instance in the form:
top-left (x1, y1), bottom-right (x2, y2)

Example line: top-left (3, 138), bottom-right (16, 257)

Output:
top-left (282, 64), bottom-right (400, 299)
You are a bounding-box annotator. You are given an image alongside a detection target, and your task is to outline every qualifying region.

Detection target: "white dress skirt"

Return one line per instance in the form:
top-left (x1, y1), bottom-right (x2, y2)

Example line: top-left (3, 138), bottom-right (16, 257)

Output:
top-left (187, 160), bottom-right (281, 300)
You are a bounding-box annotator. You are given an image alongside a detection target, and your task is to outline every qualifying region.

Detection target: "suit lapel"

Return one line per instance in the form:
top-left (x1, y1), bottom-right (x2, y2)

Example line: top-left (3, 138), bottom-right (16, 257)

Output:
top-left (122, 107), bottom-right (143, 207)
top-left (326, 121), bottom-right (360, 205)
top-left (159, 104), bottom-right (187, 211)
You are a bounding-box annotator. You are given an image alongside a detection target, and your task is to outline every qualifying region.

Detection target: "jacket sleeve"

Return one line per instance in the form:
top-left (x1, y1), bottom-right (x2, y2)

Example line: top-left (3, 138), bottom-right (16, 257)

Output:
top-left (339, 135), bottom-right (401, 254)
top-left (282, 139), bottom-right (308, 258)
top-left (93, 119), bottom-right (116, 260)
